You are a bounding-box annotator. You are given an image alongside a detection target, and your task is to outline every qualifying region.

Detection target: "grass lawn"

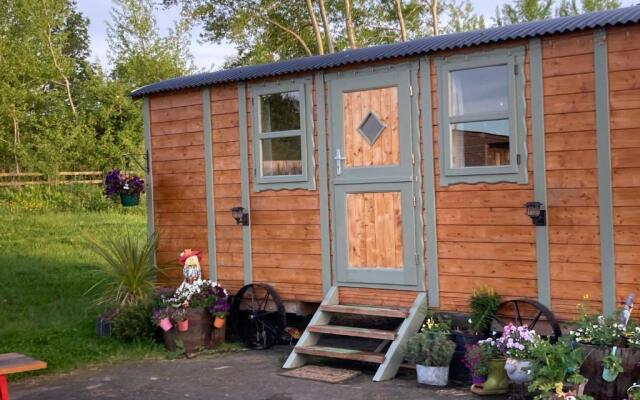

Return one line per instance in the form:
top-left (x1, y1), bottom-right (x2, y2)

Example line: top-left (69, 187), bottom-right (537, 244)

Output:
top-left (0, 211), bottom-right (164, 378)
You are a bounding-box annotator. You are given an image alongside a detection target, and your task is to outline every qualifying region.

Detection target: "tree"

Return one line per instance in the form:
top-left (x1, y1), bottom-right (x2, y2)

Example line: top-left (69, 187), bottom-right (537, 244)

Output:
top-left (447, 0), bottom-right (486, 33)
top-left (494, 0), bottom-right (554, 25)
top-left (556, 0), bottom-right (620, 16)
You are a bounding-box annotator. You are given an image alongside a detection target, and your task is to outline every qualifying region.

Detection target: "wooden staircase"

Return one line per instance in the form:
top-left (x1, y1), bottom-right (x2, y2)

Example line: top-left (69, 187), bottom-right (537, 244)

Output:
top-left (282, 286), bottom-right (427, 381)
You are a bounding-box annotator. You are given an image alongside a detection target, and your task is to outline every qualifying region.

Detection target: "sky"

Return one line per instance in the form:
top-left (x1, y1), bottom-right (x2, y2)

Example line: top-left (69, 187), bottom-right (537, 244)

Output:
top-left (76, 0), bottom-right (632, 72)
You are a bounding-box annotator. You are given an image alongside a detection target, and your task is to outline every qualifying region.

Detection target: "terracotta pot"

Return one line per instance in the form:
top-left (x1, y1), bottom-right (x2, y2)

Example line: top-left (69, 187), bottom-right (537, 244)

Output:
top-left (177, 319), bottom-right (189, 332)
top-left (214, 316), bottom-right (226, 329)
top-left (159, 317), bottom-right (173, 332)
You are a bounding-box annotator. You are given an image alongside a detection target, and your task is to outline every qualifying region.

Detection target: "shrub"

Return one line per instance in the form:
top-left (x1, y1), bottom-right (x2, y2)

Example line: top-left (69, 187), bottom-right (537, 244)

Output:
top-left (404, 332), bottom-right (456, 367)
top-left (112, 303), bottom-right (155, 342)
top-left (84, 230), bottom-right (160, 307)
top-left (469, 285), bottom-right (501, 334)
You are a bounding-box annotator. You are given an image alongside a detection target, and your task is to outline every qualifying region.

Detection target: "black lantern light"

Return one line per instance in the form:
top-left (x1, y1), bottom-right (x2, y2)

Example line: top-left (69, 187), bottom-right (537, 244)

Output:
top-left (525, 201), bottom-right (546, 226)
top-left (231, 206), bottom-right (249, 226)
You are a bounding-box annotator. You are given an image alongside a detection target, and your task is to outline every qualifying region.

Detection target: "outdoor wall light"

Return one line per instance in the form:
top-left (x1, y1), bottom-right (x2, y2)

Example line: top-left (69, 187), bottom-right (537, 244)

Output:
top-left (231, 206), bottom-right (249, 226)
top-left (525, 201), bottom-right (546, 226)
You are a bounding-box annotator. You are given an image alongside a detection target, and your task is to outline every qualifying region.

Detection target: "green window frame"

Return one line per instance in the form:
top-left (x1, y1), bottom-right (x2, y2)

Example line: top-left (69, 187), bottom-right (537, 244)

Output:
top-left (435, 46), bottom-right (528, 186)
top-left (250, 78), bottom-right (315, 191)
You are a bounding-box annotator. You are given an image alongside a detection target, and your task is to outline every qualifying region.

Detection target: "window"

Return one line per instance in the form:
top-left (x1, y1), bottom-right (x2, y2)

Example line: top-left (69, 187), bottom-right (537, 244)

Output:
top-left (250, 79), bottom-right (315, 191)
top-left (436, 47), bottom-right (528, 186)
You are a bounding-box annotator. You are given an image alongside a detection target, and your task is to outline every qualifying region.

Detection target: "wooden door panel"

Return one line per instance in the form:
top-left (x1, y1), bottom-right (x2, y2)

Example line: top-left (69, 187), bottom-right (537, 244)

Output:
top-left (343, 86), bottom-right (400, 167)
top-left (346, 191), bottom-right (403, 269)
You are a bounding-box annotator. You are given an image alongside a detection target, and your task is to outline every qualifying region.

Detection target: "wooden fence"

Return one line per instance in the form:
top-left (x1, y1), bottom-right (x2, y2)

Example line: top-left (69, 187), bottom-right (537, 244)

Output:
top-left (0, 171), bottom-right (103, 187)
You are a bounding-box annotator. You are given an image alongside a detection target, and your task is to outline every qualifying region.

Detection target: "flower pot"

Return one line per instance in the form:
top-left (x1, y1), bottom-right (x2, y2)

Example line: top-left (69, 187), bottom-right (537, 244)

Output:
top-left (471, 375), bottom-right (487, 385)
top-left (471, 358), bottom-right (509, 395)
top-left (159, 317), bottom-right (173, 332)
top-left (416, 364), bottom-right (449, 386)
top-left (578, 344), bottom-right (640, 400)
top-left (120, 193), bottom-right (140, 207)
top-left (214, 316), bottom-right (226, 328)
top-left (450, 330), bottom-right (485, 383)
top-left (177, 319), bottom-right (189, 332)
top-left (505, 358), bottom-right (532, 383)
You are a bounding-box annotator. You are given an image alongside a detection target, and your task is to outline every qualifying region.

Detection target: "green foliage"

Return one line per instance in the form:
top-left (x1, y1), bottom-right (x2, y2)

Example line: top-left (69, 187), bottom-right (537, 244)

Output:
top-left (628, 384), bottom-right (640, 400)
top-left (495, 0), bottom-right (555, 25)
top-left (527, 338), bottom-right (588, 400)
top-left (0, 211), bottom-right (162, 377)
top-left (0, 184), bottom-right (146, 213)
top-left (404, 332), bottom-right (456, 367)
top-left (556, 0), bottom-right (621, 16)
top-left (112, 302), bottom-right (156, 342)
top-left (84, 230), bottom-right (160, 307)
top-left (602, 352), bottom-right (624, 375)
top-left (469, 285), bottom-right (501, 334)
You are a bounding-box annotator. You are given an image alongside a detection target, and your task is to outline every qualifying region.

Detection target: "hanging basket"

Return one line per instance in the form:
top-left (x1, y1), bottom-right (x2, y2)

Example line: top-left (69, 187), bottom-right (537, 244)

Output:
top-left (120, 193), bottom-right (140, 207)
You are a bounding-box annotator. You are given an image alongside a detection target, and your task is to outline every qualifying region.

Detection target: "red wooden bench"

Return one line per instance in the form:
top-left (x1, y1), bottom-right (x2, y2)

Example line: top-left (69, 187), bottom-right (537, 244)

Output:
top-left (0, 353), bottom-right (47, 400)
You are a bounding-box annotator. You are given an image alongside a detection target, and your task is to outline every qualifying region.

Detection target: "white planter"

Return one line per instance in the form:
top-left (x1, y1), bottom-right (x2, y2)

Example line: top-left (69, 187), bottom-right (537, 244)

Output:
top-left (504, 358), bottom-right (531, 383)
top-left (416, 364), bottom-right (449, 386)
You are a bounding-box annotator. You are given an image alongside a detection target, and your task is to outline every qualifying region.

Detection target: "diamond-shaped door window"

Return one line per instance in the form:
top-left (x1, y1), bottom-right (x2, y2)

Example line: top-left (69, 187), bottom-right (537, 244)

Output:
top-left (357, 111), bottom-right (386, 146)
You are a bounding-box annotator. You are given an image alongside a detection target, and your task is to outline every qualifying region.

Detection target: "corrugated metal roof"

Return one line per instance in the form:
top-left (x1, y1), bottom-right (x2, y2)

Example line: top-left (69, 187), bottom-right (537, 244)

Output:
top-left (130, 5), bottom-right (640, 98)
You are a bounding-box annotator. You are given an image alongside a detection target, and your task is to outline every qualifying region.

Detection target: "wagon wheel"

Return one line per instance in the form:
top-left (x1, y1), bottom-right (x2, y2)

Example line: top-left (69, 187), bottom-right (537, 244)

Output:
top-left (231, 283), bottom-right (286, 349)
top-left (490, 299), bottom-right (562, 342)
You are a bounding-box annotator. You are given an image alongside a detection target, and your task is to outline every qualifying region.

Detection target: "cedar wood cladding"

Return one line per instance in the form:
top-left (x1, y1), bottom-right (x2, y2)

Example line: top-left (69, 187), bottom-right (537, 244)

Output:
top-left (146, 25), bottom-right (640, 318)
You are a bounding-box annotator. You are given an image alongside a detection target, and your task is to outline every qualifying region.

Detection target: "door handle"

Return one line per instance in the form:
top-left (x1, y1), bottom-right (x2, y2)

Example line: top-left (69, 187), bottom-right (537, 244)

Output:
top-left (335, 149), bottom-right (346, 175)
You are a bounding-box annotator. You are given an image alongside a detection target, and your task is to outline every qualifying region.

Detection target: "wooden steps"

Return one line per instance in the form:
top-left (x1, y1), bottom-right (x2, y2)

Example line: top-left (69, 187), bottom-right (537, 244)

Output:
top-left (319, 304), bottom-right (409, 318)
top-left (308, 325), bottom-right (397, 340)
top-left (283, 286), bottom-right (428, 382)
top-left (295, 345), bottom-right (386, 364)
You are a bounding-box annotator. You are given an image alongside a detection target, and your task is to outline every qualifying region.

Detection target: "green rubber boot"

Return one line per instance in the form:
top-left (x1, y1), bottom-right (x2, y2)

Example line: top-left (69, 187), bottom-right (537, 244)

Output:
top-left (471, 358), bottom-right (509, 396)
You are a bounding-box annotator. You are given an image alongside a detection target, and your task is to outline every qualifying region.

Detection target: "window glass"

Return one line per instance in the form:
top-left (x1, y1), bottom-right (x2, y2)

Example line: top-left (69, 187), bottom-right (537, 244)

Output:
top-left (450, 65), bottom-right (509, 116)
top-left (260, 136), bottom-right (303, 176)
top-left (259, 91), bottom-right (301, 133)
top-left (450, 119), bottom-right (510, 168)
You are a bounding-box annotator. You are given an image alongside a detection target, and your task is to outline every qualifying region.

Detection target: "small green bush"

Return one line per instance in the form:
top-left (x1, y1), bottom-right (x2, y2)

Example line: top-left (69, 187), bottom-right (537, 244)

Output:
top-left (112, 303), bottom-right (155, 342)
top-left (404, 332), bottom-right (456, 367)
top-left (0, 184), bottom-right (146, 214)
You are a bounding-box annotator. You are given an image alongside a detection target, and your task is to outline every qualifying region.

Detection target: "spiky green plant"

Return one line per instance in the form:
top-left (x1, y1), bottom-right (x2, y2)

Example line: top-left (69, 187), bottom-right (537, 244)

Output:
top-left (84, 230), bottom-right (160, 307)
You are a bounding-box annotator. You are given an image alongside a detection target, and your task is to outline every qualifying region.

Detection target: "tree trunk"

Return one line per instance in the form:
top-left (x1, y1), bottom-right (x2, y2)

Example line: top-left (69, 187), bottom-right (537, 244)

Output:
top-left (429, 0), bottom-right (440, 36)
top-left (344, 0), bottom-right (357, 48)
top-left (306, 0), bottom-right (324, 55)
top-left (11, 104), bottom-right (20, 174)
top-left (395, 0), bottom-right (408, 41)
top-left (318, 0), bottom-right (335, 53)
top-left (44, 23), bottom-right (77, 116)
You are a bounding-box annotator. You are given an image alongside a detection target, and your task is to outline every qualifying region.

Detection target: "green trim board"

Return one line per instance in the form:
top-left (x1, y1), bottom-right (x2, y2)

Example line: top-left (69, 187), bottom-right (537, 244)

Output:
top-left (238, 83), bottom-right (253, 285)
top-left (435, 46), bottom-right (528, 186)
top-left (315, 72), bottom-right (332, 294)
top-left (419, 58), bottom-right (440, 308)
top-left (202, 87), bottom-right (217, 280)
top-left (248, 78), bottom-right (316, 191)
top-left (410, 62), bottom-right (426, 294)
top-left (529, 38), bottom-right (551, 307)
top-left (593, 28), bottom-right (616, 316)
top-left (142, 97), bottom-right (156, 266)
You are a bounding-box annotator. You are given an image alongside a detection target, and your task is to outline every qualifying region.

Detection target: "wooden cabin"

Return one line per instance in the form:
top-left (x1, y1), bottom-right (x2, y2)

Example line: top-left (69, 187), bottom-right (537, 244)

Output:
top-left (133, 7), bottom-right (640, 379)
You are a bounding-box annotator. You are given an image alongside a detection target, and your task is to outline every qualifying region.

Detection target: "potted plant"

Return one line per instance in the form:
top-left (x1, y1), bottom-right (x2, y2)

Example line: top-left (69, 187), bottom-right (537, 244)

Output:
top-left (628, 383), bottom-right (640, 400)
top-left (103, 169), bottom-right (145, 207)
top-left (449, 286), bottom-right (501, 382)
top-left (173, 307), bottom-right (189, 332)
top-left (463, 343), bottom-right (490, 385)
top-left (209, 283), bottom-right (230, 328)
top-left (152, 307), bottom-right (173, 332)
top-left (472, 337), bottom-right (509, 395)
top-left (527, 338), bottom-right (591, 400)
top-left (496, 323), bottom-right (540, 383)
top-left (404, 331), bottom-right (456, 386)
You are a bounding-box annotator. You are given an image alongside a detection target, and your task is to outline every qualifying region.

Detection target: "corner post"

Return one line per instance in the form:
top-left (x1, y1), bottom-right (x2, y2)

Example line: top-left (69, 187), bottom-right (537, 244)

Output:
top-left (593, 28), bottom-right (616, 316)
top-left (202, 87), bottom-right (217, 280)
top-left (238, 83), bottom-right (253, 284)
top-left (142, 97), bottom-right (156, 265)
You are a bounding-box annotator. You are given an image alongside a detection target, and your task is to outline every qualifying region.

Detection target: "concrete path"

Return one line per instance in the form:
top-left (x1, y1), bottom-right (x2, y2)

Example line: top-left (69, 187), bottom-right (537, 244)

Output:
top-left (9, 347), bottom-right (485, 400)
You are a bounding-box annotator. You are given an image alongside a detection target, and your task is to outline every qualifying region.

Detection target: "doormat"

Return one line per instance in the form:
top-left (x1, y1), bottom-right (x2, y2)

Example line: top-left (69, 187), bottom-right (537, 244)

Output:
top-left (281, 365), bottom-right (361, 384)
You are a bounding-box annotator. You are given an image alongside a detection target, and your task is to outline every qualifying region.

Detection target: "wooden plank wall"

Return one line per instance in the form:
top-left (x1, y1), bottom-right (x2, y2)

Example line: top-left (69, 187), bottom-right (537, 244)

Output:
top-left (245, 77), bottom-right (324, 302)
top-left (148, 89), bottom-right (209, 282)
top-left (429, 42), bottom-right (538, 312)
top-left (542, 32), bottom-right (602, 319)
top-left (210, 84), bottom-right (244, 293)
top-left (608, 25), bottom-right (640, 305)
